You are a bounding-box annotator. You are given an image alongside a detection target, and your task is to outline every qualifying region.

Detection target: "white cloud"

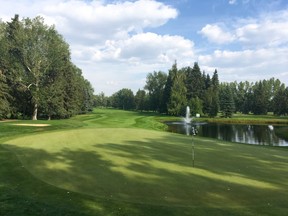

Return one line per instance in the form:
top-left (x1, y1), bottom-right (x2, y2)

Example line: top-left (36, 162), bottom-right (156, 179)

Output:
top-left (42, 0), bottom-right (178, 44)
top-left (198, 47), bottom-right (288, 83)
top-left (199, 24), bottom-right (236, 44)
top-left (72, 32), bottom-right (195, 94)
top-left (197, 8), bottom-right (288, 87)
top-left (229, 0), bottom-right (237, 5)
top-left (235, 10), bottom-right (288, 47)
top-left (200, 9), bottom-right (288, 48)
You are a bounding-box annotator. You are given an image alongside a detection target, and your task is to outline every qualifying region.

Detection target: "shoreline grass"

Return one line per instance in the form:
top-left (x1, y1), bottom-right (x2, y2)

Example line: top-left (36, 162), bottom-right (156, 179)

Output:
top-left (1, 108), bottom-right (288, 215)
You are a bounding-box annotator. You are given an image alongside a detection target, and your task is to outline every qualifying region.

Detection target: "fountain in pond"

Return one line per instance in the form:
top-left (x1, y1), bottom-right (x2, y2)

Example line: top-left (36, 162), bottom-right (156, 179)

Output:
top-left (183, 106), bottom-right (198, 136)
top-left (183, 106), bottom-right (197, 167)
top-left (183, 106), bottom-right (192, 124)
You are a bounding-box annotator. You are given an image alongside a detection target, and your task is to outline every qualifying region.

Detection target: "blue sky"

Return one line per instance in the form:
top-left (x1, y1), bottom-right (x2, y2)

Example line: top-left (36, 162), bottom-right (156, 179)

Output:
top-left (1, 0), bottom-right (288, 95)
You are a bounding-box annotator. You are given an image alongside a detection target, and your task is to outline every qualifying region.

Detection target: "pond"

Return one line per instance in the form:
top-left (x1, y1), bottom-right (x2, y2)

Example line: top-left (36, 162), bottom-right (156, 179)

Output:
top-left (166, 122), bottom-right (288, 147)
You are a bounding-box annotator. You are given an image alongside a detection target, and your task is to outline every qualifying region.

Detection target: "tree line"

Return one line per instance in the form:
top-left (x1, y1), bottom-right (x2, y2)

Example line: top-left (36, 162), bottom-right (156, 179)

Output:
top-left (0, 15), bottom-right (94, 120)
top-left (95, 62), bottom-right (288, 117)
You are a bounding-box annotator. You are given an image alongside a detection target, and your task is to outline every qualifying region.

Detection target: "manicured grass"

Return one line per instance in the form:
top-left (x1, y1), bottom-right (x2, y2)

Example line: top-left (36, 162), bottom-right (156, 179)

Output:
top-left (1, 109), bottom-right (288, 215)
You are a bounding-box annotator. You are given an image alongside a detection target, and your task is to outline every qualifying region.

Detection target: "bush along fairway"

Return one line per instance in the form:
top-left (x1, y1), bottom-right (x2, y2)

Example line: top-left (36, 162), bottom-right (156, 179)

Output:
top-left (1, 109), bottom-right (288, 216)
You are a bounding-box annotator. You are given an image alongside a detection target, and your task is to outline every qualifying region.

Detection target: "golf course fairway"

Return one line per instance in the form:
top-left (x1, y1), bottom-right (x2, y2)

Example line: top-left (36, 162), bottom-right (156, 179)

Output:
top-left (1, 109), bottom-right (288, 215)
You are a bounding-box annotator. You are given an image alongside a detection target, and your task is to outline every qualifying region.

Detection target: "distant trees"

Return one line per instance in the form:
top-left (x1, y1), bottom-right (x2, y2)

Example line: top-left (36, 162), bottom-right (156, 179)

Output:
top-left (93, 92), bottom-right (108, 108)
top-left (111, 88), bottom-right (135, 110)
top-left (135, 89), bottom-right (147, 111)
top-left (273, 86), bottom-right (288, 115)
top-left (227, 78), bottom-right (286, 116)
top-left (144, 71), bottom-right (167, 112)
top-left (107, 62), bottom-right (287, 118)
top-left (0, 15), bottom-right (94, 120)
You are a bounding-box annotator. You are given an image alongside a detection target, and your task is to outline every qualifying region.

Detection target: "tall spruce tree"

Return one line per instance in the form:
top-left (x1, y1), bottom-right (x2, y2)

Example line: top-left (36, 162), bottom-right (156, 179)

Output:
top-left (185, 62), bottom-right (205, 100)
top-left (167, 71), bottom-right (187, 116)
top-left (203, 70), bottom-right (219, 117)
top-left (251, 81), bottom-right (269, 115)
top-left (162, 61), bottom-right (177, 113)
top-left (220, 84), bottom-right (235, 118)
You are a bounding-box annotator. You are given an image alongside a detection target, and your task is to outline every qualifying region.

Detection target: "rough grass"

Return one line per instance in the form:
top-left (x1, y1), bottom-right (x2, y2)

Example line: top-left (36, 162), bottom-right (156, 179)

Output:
top-left (199, 113), bottom-right (288, 125)
top-left (1, 109), bottom-right (288, 215)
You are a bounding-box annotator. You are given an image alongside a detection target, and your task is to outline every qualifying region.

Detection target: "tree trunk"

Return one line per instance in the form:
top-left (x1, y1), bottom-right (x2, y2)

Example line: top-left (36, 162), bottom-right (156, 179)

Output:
top-left (32, 103), bottom-right (38, 120)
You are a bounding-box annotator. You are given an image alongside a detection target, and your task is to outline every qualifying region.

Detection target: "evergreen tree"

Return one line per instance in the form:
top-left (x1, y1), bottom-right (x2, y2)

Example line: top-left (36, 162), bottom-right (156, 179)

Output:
top-left (162, 62), bottom-right (177, 113)
top-left (251, 81), bottom-right (269, 115)
top-left (204, 73), bottom-right (211, 89)
top-left (185, 62), bottom-right (205, 100)
top-left (167, 71), bottom-right (187, 116)
top-left (220, 84), bottom-right (235, 118)
top-left (203, 70), bottom-right (219, 117)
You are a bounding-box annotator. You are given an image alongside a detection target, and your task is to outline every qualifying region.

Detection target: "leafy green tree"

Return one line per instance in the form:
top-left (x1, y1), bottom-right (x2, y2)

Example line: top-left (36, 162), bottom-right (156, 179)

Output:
top-left (93, 92), bottom-right (108, 108)
top-left (273, 85), bottom-right (288, 115)
top-left (135, 89), bottom-right (147, 111)
top-left (144, 71), bottom-right (167, 112)
top-left (111, 88), bottom-right (135, 110)
top-left (5, 15), bottom-right (73, 119)
top-left (188, 97), bottom-right (203, 116)
top-left (38, 31), bottom-right (72, 119)
top-left (231, 81), bottom-right (246, 113)
top-left (0, 71), bottom-right (11, 119)
top-left (268, 78), bottom-right (282, 111)
top-left (2, 15), bottom-right (94, 120)
top-left (63, 64), bottom-right (93, 117)
top-left (0, 21), bottom-right (11, 118)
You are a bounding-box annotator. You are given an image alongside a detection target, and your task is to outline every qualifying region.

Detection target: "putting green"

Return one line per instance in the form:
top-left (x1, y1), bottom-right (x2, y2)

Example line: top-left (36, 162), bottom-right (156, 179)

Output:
top-left (3, 128), bottom-right (287, 208)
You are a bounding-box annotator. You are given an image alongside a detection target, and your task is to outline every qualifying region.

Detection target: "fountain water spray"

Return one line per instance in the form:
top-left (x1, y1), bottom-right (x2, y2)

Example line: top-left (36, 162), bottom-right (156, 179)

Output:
top-left (184, 106), bottom-right (197, 167)
top-left (184, 106), bottom-right (192, 124)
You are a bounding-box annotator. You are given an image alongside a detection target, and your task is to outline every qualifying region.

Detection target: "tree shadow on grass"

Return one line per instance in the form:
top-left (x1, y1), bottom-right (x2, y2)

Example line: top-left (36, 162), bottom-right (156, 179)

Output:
top-left (1, 131), bottom-right (288, 216)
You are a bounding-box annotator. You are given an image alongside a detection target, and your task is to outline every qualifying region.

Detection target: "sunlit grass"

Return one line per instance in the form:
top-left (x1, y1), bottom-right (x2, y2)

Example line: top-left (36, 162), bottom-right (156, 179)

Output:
top-left (4, 127), bottom-right (288, 209)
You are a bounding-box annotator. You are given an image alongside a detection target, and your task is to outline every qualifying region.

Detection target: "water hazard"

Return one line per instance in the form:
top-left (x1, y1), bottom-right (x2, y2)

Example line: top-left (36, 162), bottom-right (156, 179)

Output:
top-left (166, 122), bottom-right (288, 147)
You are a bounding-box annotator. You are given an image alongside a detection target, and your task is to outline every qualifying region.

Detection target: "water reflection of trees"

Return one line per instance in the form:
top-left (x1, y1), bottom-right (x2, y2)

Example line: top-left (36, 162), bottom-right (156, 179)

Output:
top-left (193, 123), bottom-right (288, 146)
